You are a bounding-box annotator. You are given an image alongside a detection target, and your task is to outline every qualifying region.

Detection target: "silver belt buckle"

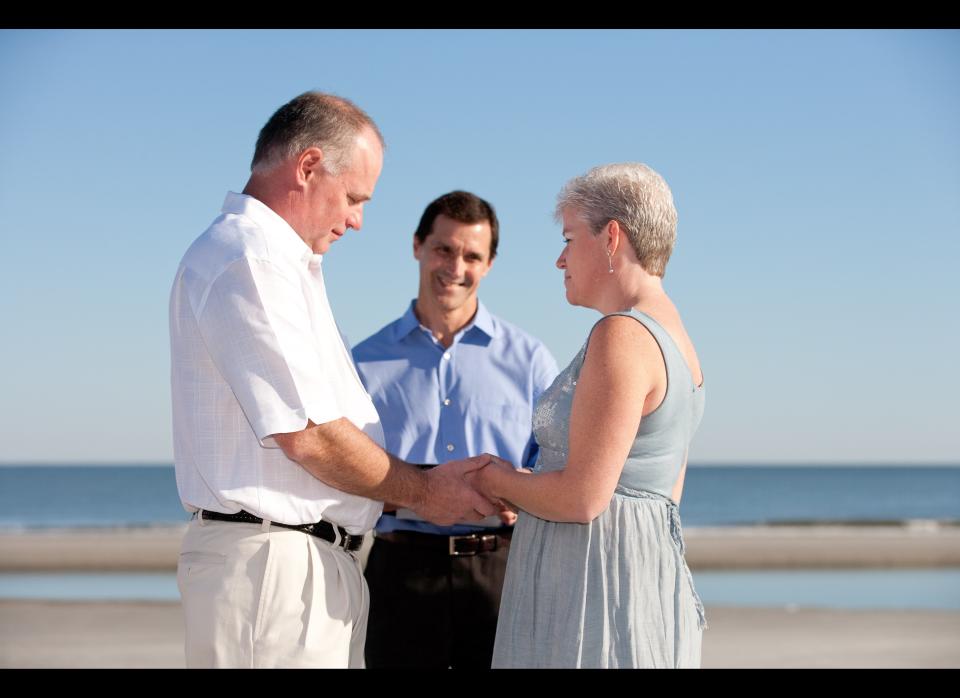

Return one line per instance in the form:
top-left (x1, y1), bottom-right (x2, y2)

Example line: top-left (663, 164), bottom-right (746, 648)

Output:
top-left (449, 534), bottom-right (477, 557)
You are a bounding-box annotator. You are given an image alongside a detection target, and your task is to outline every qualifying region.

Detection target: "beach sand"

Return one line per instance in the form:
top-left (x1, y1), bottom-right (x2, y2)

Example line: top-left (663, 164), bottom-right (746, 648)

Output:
top-left (1, 600), bottom-right (957, 668)
top-left (2, 524), bottom-right (959, 668)
top-left (2, 523), bottom-right (959, 571)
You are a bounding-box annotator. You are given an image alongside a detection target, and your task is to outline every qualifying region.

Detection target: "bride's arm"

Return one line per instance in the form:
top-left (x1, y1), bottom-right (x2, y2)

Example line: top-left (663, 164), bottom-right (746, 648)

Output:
top-left (475, 315), bottom-right (660, 523)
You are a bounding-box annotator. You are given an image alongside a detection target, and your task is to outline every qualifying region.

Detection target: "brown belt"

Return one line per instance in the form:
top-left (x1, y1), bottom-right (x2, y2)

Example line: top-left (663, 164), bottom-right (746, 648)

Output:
top-left (376, 528), bottom-right (512, 557)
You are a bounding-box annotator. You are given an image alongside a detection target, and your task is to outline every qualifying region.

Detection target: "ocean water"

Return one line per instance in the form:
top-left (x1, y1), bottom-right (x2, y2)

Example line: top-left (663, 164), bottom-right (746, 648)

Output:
top-left (1, 569), bottom-right (958, 609)
top-left (1, 464), bottom-right (958, 608)
top-left (0, 464), bottom-right (958, 529)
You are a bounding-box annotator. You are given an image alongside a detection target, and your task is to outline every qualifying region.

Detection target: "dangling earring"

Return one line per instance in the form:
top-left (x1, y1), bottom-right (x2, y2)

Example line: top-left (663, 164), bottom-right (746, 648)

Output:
top-left (606, 251), bottom-right (614, 274)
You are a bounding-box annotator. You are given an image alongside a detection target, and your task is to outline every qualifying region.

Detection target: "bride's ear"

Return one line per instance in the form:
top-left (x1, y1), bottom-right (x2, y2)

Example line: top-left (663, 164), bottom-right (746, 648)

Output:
top-left (604, 220), bottom-right (622, 257)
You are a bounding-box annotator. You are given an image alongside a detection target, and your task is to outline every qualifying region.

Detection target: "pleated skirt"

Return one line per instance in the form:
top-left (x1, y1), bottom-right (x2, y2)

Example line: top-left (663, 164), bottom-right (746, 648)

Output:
top-left (492, 487), bottom-right (706, 668)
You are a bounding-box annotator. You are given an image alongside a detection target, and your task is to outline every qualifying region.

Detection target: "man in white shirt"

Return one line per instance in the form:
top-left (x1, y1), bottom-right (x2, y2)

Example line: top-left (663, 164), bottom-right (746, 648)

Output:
top-left (169, 92), bottom-right (496, 668)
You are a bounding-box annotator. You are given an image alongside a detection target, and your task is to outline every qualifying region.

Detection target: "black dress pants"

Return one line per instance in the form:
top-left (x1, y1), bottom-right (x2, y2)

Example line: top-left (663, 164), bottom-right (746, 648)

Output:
top-left (363, 531), bottom-right (511, 668)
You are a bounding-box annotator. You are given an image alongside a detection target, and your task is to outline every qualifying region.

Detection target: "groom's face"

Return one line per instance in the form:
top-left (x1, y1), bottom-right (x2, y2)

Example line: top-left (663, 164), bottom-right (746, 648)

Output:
top-left (414, 214), bottom-right (494, 314)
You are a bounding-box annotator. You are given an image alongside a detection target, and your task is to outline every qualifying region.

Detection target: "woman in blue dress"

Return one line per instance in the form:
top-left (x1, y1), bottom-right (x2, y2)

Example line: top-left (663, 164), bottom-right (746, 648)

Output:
top-left (474, 163), bottom-right (706, 668)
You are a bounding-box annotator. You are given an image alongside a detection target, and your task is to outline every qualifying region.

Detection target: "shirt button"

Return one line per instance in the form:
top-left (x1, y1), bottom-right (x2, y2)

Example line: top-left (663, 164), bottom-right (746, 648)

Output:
top-left (442, 352), bottom-right (451, 361)
top-left (446, 443), bottom-right (455, 452)
top-left (443, 398), bottom-right (451, 406)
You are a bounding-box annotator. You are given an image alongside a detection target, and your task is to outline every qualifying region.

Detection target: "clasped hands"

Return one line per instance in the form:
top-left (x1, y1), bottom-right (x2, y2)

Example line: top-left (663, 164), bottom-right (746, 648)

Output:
top-left (416, 453), bottom-right (528, 527)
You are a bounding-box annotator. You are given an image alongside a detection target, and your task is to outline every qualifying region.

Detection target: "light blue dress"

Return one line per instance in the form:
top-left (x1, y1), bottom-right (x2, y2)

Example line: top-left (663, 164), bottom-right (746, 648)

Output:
top-left (491, 309), bottom-right (707, 668)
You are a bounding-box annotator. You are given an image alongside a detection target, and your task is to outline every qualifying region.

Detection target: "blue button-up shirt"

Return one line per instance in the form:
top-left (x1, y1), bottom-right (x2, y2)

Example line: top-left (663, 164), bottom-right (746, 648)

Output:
top-left (352, 300), bottom-right (559, 535)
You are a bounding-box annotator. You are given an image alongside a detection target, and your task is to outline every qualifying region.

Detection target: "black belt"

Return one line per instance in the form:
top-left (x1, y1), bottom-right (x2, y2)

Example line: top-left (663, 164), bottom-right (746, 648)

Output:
top-left (198, 509), bottom-right (364, 552)
top-left (375, 529), bottom-right (512, 557)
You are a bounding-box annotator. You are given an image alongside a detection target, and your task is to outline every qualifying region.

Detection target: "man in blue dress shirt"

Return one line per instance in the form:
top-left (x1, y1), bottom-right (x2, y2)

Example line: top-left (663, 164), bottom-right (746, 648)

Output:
top-left (352, 190), bottom-right (559, 668)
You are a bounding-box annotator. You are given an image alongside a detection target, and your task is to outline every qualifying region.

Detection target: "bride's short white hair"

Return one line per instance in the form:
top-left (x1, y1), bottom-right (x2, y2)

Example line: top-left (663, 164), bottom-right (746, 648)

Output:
top-left (555, 163), bottom-right (678, 278)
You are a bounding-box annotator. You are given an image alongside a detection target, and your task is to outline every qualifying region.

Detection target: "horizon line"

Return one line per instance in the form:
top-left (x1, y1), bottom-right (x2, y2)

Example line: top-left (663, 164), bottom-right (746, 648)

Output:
top-left (2, 461), bottom-right (959, 468)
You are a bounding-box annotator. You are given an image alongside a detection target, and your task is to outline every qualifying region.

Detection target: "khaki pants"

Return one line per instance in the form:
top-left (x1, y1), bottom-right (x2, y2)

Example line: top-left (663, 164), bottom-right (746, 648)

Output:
top-left (177, 516), bottom-right (368, 668)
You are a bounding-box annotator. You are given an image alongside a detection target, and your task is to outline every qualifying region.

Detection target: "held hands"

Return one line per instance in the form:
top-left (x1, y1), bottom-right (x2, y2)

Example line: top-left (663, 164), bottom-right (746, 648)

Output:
top-left (466, 454), bottom-right (531, 525)
top-left (413, 454), bottom-right (532, 527)
top-left (415, 454), bottom-right (499, 526)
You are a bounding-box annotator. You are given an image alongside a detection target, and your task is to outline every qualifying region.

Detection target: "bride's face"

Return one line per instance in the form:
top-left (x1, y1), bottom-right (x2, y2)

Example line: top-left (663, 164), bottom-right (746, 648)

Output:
top-left (556, 207), bottom-right (608, 308)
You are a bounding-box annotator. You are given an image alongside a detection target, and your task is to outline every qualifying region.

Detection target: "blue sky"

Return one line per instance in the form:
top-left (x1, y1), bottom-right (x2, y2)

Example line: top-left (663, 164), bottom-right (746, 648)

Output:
top-left (1, 29), bottom-right (957, 464)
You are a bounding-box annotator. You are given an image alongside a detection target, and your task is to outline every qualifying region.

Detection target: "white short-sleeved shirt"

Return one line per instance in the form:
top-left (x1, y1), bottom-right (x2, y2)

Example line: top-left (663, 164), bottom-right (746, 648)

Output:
top-left (169, 192), bottom-right (385, 534)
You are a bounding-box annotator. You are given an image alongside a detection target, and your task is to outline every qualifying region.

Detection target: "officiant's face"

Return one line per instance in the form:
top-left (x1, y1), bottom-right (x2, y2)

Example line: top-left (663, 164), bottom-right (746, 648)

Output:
top-left (414, 214), bottom-right (494, 313)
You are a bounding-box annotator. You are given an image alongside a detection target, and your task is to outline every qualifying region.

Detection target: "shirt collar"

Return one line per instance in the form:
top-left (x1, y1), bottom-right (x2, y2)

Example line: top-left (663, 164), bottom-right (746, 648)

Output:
top-left (470, 300), bottom-right (497, 339)
top-left (221, 191), bottom-right (323, 270)
top-left (394, 301), bottom-right (422, 341)
top-left (394, 299), bottom-right (498, 342)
